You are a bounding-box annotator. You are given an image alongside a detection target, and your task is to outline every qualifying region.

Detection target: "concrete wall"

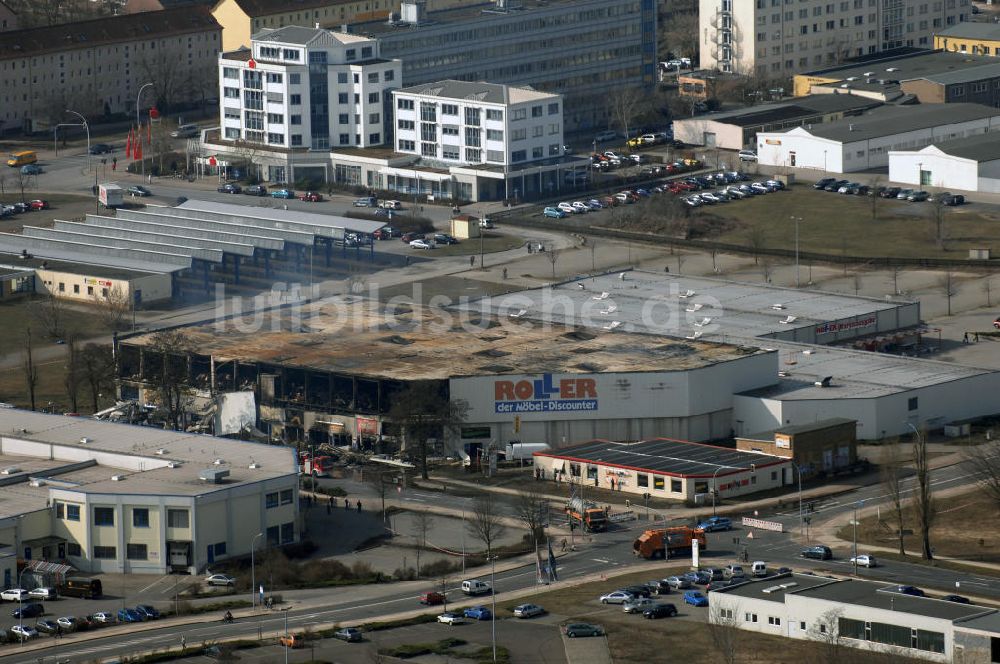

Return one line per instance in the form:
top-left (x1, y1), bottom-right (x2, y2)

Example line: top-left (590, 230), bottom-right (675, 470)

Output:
top-left (673, 118), bottom-right (746, 151)
top-left (900, 79), bottom-right (947, 104)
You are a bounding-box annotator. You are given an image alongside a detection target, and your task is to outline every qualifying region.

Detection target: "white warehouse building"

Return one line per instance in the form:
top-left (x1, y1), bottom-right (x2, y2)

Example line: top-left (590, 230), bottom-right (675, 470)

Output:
top-left (889, 131), bottom-right (1000, 193)
top-left (756, 103), bottom-right (1000, 173)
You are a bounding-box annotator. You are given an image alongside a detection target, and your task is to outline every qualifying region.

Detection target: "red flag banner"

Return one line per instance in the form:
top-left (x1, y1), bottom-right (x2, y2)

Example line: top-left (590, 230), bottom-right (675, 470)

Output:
top-left (134, 137), bottom-right (143, 161)
top-left (146, 121), bottom-right (151, 144)
top-left (125, 127), bottom-right (133, 159)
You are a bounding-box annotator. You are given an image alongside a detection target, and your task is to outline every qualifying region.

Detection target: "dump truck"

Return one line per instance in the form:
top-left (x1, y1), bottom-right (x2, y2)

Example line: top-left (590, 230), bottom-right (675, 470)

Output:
top-left (632, 526), bottom-right (707, 560)
top-left (565, 496), bottom-right (608, 532)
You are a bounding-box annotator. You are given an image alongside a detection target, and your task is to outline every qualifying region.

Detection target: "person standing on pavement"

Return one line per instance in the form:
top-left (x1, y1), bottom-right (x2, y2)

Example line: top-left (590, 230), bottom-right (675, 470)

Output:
top-left (357, 500), bottom-right (362, 513)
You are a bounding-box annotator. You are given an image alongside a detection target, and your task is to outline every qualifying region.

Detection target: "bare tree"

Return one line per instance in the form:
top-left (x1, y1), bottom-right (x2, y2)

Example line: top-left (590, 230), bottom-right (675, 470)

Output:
top-left (513, 490), bottom-right (549, 548)
top-left (965, 441), bottom-right (1000, 511)
top-left (707, 603), bottom-right (741, 664)
top-left (912, 429), bottom-right (935, 561)
top-left (808, 608), bottom-right (847, 664)
top-left (63, 336), bottom-right (82, 414)
top-left (387, 381), bottom-right (468, 480)
top-left (760, 257), bottom-right (773, 283)
top-left (412, 510), bottom-right (434, 577)
top-left (80, 343), bottom-right (115, 413)
top-left (983, 277), bottom-right (993, 309)
top-left (605, 86), bottom-right (647, 144)
top-left (658, 8), bottom-right (699, 69)
top-left (22, 327), bottom-right (38, 412)
top-left (96, 285), bottom-right (132, 333)
top-left (546, 249), bottom-right (560, 278)
top-left (747, 226), bottom-right (767, 264)
top-left (879, 439), bottom-right (907, 556)
top-left (29, 294), bottom-right (69, 341)
top-left (145, 330), bottom-right (195, 430)
top-left (467, 494), bottom-right (507, 558)
top-left (366, 469), bottom-right (397, 525)
top-left (937, 272), bottom-right (957, 316)
top-left (869, 175), bottom-right (883, 221)
top-left (930, 195), bottom-right (949, 250)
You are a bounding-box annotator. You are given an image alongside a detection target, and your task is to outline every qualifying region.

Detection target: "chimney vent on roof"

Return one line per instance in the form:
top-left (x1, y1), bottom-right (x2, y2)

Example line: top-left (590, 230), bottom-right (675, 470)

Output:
top-left (29, 479), bottom-right (45, 487)
top-left (1, 467), bottom-right (22, 475)
top-left (213, 458), bottom-right (225, 466)
top-left (79, 437), bottom-right (92, 444)
top-left (814, 376), bottom-right (833, 388)
top-left (199, 468), bottom-right (230, 483)
top-left (111, 474), bottom-right (126, 481)
top-left (156, 448), bottom-right (166, 455)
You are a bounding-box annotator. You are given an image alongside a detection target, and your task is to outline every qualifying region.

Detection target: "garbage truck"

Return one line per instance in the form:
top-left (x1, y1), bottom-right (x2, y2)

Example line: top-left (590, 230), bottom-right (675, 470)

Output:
top-left (632, 526), bottom-right (706, 559)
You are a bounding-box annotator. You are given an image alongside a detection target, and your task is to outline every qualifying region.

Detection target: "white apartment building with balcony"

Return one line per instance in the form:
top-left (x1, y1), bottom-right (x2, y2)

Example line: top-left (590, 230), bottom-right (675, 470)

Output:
top-left (213, 25), bottom-right (401, 183)
top-left (699, 0), bottom-right (970, 80)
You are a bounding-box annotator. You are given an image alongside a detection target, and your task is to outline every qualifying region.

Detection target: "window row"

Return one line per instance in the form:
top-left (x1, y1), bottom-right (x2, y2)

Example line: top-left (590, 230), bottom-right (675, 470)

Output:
top-left (55, 504), bottom-right (189, 528)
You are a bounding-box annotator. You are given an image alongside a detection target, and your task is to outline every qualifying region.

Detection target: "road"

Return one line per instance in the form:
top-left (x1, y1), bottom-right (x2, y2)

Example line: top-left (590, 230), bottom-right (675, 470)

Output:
top-left (1, 458), bottom-right (992, 663)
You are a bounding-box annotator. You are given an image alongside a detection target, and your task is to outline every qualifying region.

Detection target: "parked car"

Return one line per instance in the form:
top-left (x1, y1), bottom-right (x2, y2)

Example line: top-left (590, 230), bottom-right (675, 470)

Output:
top-left (850, 554), bottom-right (877, 568)
top-left (28, 588), bottom-right (57, 600)
top-left (738, 150), bottom-right (757, 162)
top-left (813, 177), bottom-right (837, 189)
top-left (20, 164), bottom-right (42, 175)
top-left (512, 603), bottom-right (546, 618)
top-left (117, 608), bottom-right (144, 623)
top-left (750, 182), bottom-right (770, 194)
top-left (10, 624), bottom-right (38, 640)
top-left (622, 597), bottom-right (656, 614)
top-left (217, 183), bottom-right (241, 194)
top-left (890, 585), bottom-right (925, 597)
top-left (927, 191), bottom-right (951, 202)
top-left (571, 201), bottom-right (590, 213)
top-left (279, 634), bottom-right (303, 649)
top-left (35, 619), bottom-right (59, 634)
top-left (683, 591), bottom-right (709, 607)
top-left (764, 179), bottom-right (786, 191)
top-left (433, 233), bottom-right (459, 245)
top-left (91, 612), bottom-right (116, 624)
top-left (895, 188), bottom-right (915, 199)
top-left (88, 143), bottom-right (113, 155)
top-left (12, 603), bottom-right (44, 619)
top-left (400, 232), bottom-right (424, 243)
top-left (837, 182), bottom-right (860, 194)
top-left (801, 545), bottom-right (833, 560)
top-left (621, 585), bottom-right (652, 598)
top-left (353, 197), bottom-right (376, 207)
top-left (10, 201), bottom-right (30, 213)
top-left (645, 580), bottom-right (671, 595)
top-left (379, 199), bottom-right (402, 209)
top-left (698, 516), bottom-right (732, 532)
top-left (557, 202), bottom-right (577, 214)
top-left (665, 576), bottom-right (692, 590)
top-left (372, 227), bottom-right (396, 240)
top-left (543, 206), bottom-right (567, 219)
top-left (334, 627), bottom-right (363, 642)
top-left (825, 180), bottom-right (850, 192)
top-left (563, 623), bottom-right (603, 638)
top-left (724, 565), bottom-right (745, 579)
top-left (299, 191), bottom-right (323, 202)
top-left (463, 606), bottom-right (493, 621)
top-left (942, 594), bottom-right (971, 604)
top-left (56, 616), bottom-right (79, 631)
top-left (907, 190), bottom-right (929, 202)
top-left (271, 189), bottom-right (294, 199)
top-left (437, 612), bottom-right (465, 625)
top-left (1, 589), bottom-right (30, 602)
top-left (943, 194), bottom-right (966, 206)
top-left (244, 184), bottom-right (267, 196)
top-left (420, 592), bottom-right (445, 605)
top-left (686, 571), bottom-right (712, 585)
top-left (599, 590), bottom-right (634, 605)
top-left (205, 574), bottom-right (235, 587)
top-left (880, 187), bottom-right (901, 198)
top-left (642, 603), bottom-right (678, 619)
top-left (704, 568), bottom-right (726, 581)
top-left (136, 605), bottom-right (161, 620)
top-left (409, 239), bottom-right (435, 250)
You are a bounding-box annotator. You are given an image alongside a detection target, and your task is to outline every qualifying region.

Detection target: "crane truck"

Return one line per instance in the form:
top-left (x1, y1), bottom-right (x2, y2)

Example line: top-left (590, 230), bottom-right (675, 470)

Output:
top-left (565, 496), bottom-right (608, 532)
top-left (632, 526), bottom-right (706, 559)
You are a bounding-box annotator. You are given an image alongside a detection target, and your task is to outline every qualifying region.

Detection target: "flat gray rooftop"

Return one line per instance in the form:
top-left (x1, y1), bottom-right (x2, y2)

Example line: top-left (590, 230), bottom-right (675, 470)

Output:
top-left (713, 572), bottom-right (839, 600)
top-left (466, 271), bottom-right (989, 400)
top-left (779, 103), bottom-right (1000, 143)
top-left (802, 50), bottom-right (1000, 85)
top-left (792, 579), bottom-right (992, 622)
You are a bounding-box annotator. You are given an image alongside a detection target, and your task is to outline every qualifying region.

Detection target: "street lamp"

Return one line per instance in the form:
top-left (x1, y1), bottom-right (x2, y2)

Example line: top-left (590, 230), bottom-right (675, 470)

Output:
top-left (137, 82), bottom-right (154, 178)
top-left (250, 532), bottom-right (263, 610)
top-left (64, 109), bottom-right (91, 182)
top-left (790, 216), bottom-right (802, 288)
top-left (789, 462), bottom-right (804, 537)
top-left (852, 499), bottom-right (865, 575)
top-left (710, 466), bottom-right (727, 516)
top-left (461, 498), bottom-right (468, 576)
top-left (490, 555), bottom-right (498, 664)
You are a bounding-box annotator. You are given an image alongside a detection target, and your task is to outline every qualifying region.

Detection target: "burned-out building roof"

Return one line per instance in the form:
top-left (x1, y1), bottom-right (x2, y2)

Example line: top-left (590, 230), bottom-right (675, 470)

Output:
top-left (120, 297), bottom-right (765, 381)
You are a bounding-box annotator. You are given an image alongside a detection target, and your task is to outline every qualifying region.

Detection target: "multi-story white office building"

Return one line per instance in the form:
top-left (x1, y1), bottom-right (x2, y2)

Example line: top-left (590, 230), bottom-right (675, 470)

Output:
top-left (216, 25), bottom-right (401, 183)
top-left (699, 0), bottom-right (970, 79)
top-left (392, 80), bottom-right (563, 170)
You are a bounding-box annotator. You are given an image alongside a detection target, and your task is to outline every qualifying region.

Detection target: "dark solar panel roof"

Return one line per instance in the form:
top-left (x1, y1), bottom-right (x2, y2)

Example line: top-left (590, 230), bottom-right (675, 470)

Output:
top-left (534, 438), bottom-right (786, 478)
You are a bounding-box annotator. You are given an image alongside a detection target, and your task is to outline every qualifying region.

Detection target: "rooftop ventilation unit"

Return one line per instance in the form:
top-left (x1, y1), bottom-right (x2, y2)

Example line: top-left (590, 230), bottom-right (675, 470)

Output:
top-left (29, 479), bottom-right (45, 487)
top-left (771, 304), bottom-right (786, 310)
top-left (111, 474), bottom-right (126, 481)
top-left (400, 0), bottom-right (426, 24)
top-left (79, 437), bottom-right (92, 444)
top-left (814, 376), bottom-right (833, 387)
top-left (213, 458), bottom-right (225, 466)
top-left (199, 468), bottom-right (230, 484)
top-left (864, 72), bottom-right (874, 76)
top-left (1, 467), bottom-right (22, 475)
top-left (249, 462), bottom-right (261, 469)
top-left (156, 449), bottom-right (166, 455)
top-left (886, 67), bottom-right (899, 72)
top-left (167, 461), bottom-right (182, 469)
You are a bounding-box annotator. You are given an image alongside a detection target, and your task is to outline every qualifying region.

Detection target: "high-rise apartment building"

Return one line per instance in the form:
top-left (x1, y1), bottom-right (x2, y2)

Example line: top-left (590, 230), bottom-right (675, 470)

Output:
top-left (699, 0), bottom-right (969, 79)
top-left (216, 26), bottom-right (401, 180)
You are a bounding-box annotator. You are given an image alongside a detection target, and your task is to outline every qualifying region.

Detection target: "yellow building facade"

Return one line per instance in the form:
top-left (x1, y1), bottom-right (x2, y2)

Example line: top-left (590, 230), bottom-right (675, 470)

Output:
top-left (935, 24), bottom-right (1000, 57)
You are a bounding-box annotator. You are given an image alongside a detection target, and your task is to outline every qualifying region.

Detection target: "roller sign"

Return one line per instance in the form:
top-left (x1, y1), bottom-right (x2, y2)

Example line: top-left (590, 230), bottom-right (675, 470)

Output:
top-left (493, 374), bottom-right (598, 414)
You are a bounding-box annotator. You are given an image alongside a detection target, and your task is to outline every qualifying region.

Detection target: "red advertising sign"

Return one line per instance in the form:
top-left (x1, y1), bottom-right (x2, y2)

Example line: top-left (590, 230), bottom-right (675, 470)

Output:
top-left (356, 417), bottom-right (378, 436)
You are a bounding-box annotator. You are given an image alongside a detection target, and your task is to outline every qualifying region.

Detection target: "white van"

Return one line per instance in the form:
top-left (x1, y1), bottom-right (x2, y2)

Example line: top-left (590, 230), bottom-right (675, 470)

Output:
top-left (751, 561), bottom-right (768, 578)
top-left (461, 579), bottom-right (492, 596)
